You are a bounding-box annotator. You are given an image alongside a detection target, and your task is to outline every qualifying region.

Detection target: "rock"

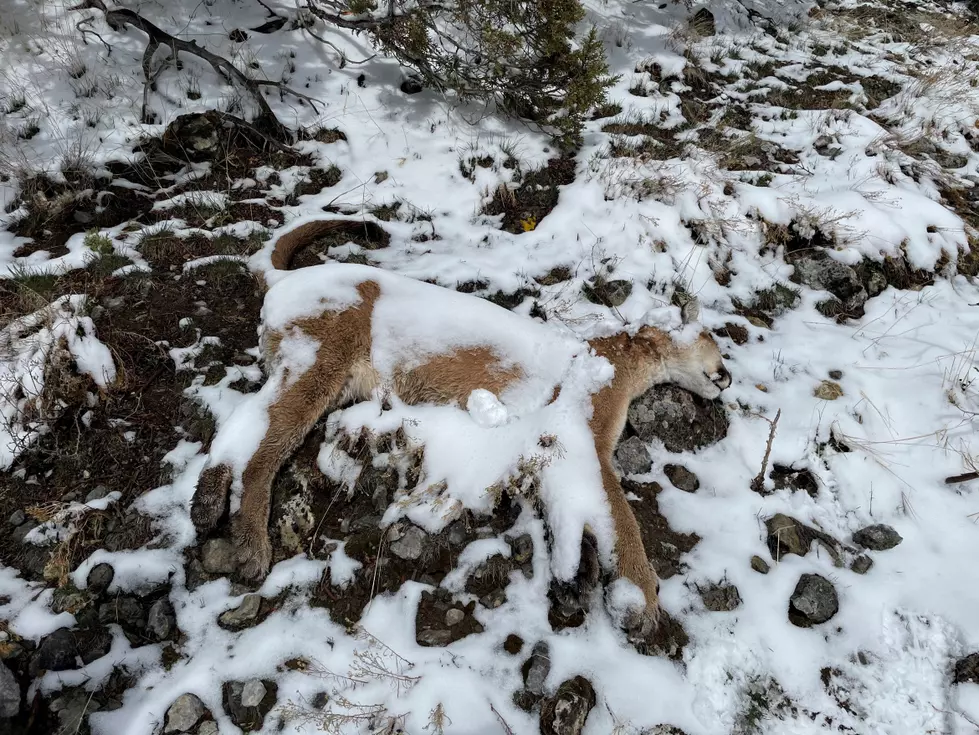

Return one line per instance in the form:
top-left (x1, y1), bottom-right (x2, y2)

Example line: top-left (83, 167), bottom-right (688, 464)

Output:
top-left (51, 587), bottom-right (92, 615)
top-left (523, 641), bottom-right (551, 697)
top-left (218, 594), bottom-right (262, 630)
top-left (164, 693), bottom-right (206, 733)
top-left (583, 278), bottom-right (632, 308)
top-left (389, 525), bottom-right (427, 561)
top-left (8, 509), bottom-right (25, 526)
top-left (417, 629), bottom-right (453, 646)
top-left (240, 679), bottom-right (267, 708)
top-left (850, 555), bottom-right (873, 574)
top-left (51, 688), bottom-right (99, 734)
top-left (11, 521), bottom-right (37, 544)
top-left (954, 652), bottom-right (979, 684)
top-left (690, 7), bottom-right (716, 36)
top-left (788, 251), bottom-right (867, 316)
top-left (828, 369), bottom-right (843, 380)
top-left (76, 626), bottom-right (112, 665)
top-left (765, 513), bottom-right (843, 566)
top-left (229, 28), bottom-right (248, 43)
top-left (30, 628), bottom-right (79, 675)
top-left (504, 634), bottom-right (524, 654)
top-left (0, 661), bottom-right (19, 718)
top-left (416, 591), bottom-right (483, 647)
top-left (628, 385), bottom-right (729, 453)
top-left (664, 464), bottom-right (700, 492)
top-left (509, 534), bottom-right (534, 565)
top-left (769, 465), bottom-right (819, 497)
top-left (615, 437), bottom-right (652, 475)
top-left (852, 524), bottom-right (902, 551)
top-left (147, 599), bottom-right (176, 641)
top-left (700, 582), bottom-right (742, 612)
top-left (400, 76), bottom-right (423, 95)
top-left (788, 573), bottom-right (839, 627)
top-left (222, 679), bottom-right (277, 731)
top-left (814, 380), bottom-right (844, 400)
top-left (98, 596), bottom-right (145, 630)
top-left (750, 555), bottom-right (770, 574)
top-left (201, 539), bottom-right (236, 574)
top-left (540, 676), bottom-right (596, 735)
top-left (197, 723), bottom-right (219, 735)
top-left (85, 485), bottom-right (110, 502)
top-left (444, 608), bottom-right (465, 626)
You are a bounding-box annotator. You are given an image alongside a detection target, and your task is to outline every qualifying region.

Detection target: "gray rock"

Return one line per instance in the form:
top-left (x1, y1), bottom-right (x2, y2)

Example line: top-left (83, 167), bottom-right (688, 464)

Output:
top-left (444, 608), bottom-right (465, 626)
top-left (700, 582), bottom-right (742, 612)
top-left (240, 679), bottom-right (267, 708)
top-left (51, 688), bottom-right (99, 734)
top-left (954, 652), bottom-right (979, 684)
top-left (523, 641), bottom-right (551, 697)
top-left (788, 573), bottom-right (839, 626)
top-left (218, 594), bottom-right (261, 630)
top-left (765, 514), bottom-right (844, 566)
top-left (8, 509), bottom-right (25, 527)
top-left (98, 596), bottom-right (145, 629)
top-left (201, 539), bottom-right (236, 574)
top-left (583, 278), bottom-right (632, 308)
top-left (164, 693), bottom-right (206, 733)
top-left (30, 628), bottom-right (79, 675)
top-left (664, 464), bottom-right (700, 492)
top-left (0, 661), bottom-right (19, 718)
top-left (147, 599), bottom-right (176, 641)
top-left (852, 524), bottom-right (902, 551)
top-left (86, 564), bottom-right (115, 595)
top-left (85, 486), bottom-right (110, 503)
top-left (416, 629), bottom-right (453, 646)
top-left (197, 723), bottom-right (219, 735)
top-left (509, 534), bottom-right (534, 564)
top-left (750, 555), bottom-right (770, 574)
top-left (788, 251), bottom-right (867, 315)
top-left (389, 525), bottom-right (427, 561)
top-left (222, 679), bottom-right (277, 731)
top-left (11, 521), bottom-right (37, 545)
top-left (540, 676), bottom-right (596, 735)
top-left (628, 385), bottom-right (729, 453)
top-left (850, 555), bottom-right (873, 575)
top-left (615, 437), bottom-right (652, 475)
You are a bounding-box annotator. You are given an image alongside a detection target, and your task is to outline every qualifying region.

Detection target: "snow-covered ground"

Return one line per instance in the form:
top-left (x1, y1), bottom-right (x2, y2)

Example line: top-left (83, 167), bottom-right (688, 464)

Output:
top-left (2, 0), bottom-right (979, 732)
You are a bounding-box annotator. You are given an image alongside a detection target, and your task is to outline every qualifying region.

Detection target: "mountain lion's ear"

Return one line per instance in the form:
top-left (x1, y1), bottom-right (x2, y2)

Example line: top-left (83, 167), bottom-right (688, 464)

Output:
top-left (680, 296), bottom-right (701, 325)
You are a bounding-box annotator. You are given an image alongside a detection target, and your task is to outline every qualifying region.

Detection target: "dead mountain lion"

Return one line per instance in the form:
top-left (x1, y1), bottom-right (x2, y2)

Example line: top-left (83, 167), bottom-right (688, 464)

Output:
top-left (191, 258), bottom-right (730, 635)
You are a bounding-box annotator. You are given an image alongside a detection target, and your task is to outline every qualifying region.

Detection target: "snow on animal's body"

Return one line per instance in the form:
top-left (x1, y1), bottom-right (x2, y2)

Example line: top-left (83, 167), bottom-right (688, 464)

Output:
top-left (191, 256), bottom-right (730, 635)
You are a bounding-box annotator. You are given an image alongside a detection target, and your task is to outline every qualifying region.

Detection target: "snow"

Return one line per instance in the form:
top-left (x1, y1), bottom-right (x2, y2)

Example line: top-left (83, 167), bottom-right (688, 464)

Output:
top-left (0, 0), bottom-right (978, 732)
top-left (0, 294), bottom-right (116, 468)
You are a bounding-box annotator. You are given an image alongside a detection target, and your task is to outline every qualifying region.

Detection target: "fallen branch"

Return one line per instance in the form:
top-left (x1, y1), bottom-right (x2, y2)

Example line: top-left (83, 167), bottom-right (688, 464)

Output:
top-left (69, 0), bottom-right (320, 141)
top-left (750, 408), bottom-right (781, 494)
top-left (945, 471), bottom-right (979, 484)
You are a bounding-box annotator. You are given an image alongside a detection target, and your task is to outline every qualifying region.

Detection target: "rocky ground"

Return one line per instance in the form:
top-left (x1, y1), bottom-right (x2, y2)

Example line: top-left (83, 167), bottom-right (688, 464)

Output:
top-left (2, 0), bottom-right (979, 733)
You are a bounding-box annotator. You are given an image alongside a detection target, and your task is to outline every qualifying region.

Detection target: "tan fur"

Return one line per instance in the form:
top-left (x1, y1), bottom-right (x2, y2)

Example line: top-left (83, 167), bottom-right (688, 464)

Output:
top-left (192, 223), bottom-right (731, 634)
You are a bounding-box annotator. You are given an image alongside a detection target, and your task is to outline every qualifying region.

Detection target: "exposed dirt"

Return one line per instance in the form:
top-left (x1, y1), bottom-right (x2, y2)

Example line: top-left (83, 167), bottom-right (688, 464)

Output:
top-left (483, 155), bottom-right (577, 234)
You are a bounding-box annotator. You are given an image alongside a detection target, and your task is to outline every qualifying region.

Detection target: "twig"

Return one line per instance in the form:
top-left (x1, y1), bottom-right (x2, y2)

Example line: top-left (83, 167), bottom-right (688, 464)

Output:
top-left (489, 703), bottom-right (515, 735)
top-left (945, 471), bottom-right (979, 484)
top-left (750, 409), bottom-right (781, 494)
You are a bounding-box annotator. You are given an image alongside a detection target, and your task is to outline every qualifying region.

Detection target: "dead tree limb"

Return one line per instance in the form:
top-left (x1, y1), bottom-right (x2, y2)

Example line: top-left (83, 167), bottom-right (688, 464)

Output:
top-left (945, 471), bottom-right (979, 484)
top-left (750, 408), bottom-right (781, 494)
top-left (68, 0), bottom-right (320, 141)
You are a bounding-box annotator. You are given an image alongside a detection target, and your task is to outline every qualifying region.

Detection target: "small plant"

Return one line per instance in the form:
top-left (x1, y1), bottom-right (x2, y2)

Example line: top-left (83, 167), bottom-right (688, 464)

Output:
top-left (84, 229), bottom-right (114, 256)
